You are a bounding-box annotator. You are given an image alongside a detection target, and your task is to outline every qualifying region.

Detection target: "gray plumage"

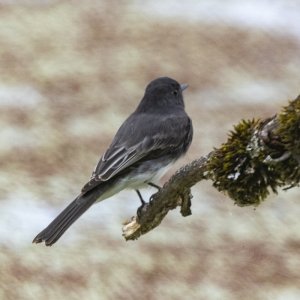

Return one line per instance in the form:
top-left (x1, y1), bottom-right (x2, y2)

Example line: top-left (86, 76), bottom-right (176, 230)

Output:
top-left (33, 77), bottom-right (193, 246)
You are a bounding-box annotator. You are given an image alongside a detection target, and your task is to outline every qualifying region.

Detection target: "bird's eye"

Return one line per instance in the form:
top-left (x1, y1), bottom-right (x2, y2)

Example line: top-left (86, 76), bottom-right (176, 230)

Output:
top-left (172, 90), bottom-right (178, 96)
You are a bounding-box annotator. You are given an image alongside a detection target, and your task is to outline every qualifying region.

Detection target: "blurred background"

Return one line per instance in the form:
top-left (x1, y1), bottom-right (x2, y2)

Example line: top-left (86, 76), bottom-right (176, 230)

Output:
top-left (0, 1), bottom-right (300, 299)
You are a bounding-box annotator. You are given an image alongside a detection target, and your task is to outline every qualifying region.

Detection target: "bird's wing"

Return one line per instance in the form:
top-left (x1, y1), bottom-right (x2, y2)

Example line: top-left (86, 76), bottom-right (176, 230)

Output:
top-left (81, 113), bottom-right (192, 194)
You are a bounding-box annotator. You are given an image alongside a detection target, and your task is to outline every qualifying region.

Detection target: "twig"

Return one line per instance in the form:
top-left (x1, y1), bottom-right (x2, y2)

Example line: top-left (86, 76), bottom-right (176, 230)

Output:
top-left (123, 95), bottom-right (300, 241)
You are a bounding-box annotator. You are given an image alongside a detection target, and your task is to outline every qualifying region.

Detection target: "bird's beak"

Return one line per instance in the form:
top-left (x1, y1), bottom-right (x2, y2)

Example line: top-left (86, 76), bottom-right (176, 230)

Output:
top-left (180, 83), bottom-right (189, 92)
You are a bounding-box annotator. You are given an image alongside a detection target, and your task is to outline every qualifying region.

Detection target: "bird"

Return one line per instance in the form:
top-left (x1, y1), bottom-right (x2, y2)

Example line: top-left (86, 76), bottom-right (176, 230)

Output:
top-left (33, 77), bottom-right (193, 246)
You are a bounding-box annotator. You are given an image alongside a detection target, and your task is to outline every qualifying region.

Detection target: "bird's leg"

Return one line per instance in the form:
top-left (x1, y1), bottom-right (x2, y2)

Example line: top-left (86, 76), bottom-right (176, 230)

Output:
top-left (148, 182), bottom-right (162, 204)
top-left (136, 183), bottom-right (161, 219)
top-left (135, 189), bottom-right (146, 205)
top-left (135, 189), bottom-right (150, 220)
top-left (148, 182), bottom-right (161, 191)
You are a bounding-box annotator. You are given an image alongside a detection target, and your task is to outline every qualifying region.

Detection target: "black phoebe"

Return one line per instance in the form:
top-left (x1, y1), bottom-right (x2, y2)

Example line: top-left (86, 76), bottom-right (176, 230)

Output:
top-left (33, 77), bottom-right (193, 246)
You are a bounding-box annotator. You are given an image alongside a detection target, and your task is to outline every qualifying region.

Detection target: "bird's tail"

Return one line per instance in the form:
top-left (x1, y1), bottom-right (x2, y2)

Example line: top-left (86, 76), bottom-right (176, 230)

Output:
top-left (32, 187), bottom-right (105, 246)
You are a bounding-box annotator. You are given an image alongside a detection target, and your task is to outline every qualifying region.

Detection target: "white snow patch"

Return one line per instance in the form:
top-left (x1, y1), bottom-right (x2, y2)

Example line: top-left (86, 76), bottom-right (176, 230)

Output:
top-left (0, 85), bottom-right (44, 107)
top-left (134, 0), bottom-right (300, 39)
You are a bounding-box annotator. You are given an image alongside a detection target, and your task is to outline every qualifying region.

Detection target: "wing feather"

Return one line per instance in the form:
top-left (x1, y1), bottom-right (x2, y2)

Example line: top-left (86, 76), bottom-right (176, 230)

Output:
top-left (81, 112), bottom-right (191, 194)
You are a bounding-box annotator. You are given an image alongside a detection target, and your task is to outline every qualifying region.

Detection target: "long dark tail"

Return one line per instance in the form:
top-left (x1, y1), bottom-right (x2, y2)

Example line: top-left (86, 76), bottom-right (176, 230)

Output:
top-left (33, 187), bottom-right (105, 246)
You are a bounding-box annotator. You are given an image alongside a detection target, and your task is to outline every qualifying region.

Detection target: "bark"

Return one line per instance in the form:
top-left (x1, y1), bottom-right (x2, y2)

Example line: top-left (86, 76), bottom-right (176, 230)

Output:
top-left (123, 95), bottom-right (300, 241)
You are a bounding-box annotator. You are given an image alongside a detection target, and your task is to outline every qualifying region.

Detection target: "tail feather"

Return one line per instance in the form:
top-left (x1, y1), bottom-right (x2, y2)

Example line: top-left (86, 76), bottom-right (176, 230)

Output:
top-left (33, 190), bottom-right (101, 246)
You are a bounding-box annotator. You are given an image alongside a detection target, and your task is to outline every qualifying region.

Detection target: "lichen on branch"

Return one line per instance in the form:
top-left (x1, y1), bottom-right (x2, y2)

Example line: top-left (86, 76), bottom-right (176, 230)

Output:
top-left (123, 95), bottom-right (300, 241)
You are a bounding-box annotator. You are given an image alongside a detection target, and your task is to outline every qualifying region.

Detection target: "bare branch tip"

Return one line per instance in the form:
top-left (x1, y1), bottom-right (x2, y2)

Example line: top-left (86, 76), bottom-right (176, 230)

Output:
top-left (122, 217), bottom-right (141, 240)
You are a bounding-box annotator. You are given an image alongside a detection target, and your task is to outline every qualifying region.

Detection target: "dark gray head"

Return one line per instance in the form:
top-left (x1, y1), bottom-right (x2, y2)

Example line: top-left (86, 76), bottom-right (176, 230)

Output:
top-left (135, 77), bottom-right (188, 113)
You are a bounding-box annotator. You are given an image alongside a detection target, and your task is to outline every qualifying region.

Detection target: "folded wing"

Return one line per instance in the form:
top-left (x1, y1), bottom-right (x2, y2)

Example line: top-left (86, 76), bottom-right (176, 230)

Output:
top-left (81, 112), bottom-right (192, 194)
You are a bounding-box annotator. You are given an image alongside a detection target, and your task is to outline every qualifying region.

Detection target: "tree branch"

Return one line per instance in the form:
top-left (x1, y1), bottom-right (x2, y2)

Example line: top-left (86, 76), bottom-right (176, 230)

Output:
top-left (123, 95), bottom-right (300, 241)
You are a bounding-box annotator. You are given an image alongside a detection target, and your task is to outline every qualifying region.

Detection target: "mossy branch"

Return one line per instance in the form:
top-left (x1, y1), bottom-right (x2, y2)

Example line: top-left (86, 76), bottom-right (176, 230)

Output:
top-left (123, 95), bottom-right (300, 241)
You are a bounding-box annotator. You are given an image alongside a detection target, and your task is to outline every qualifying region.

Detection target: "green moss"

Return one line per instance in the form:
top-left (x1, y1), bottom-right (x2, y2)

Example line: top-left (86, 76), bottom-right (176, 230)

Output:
top-left (275, 95), bottom-right (300, 186)
top-left (207, 95), bottom-right (300, 206)
top-left (208, 119), bottom-right (280, 206)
